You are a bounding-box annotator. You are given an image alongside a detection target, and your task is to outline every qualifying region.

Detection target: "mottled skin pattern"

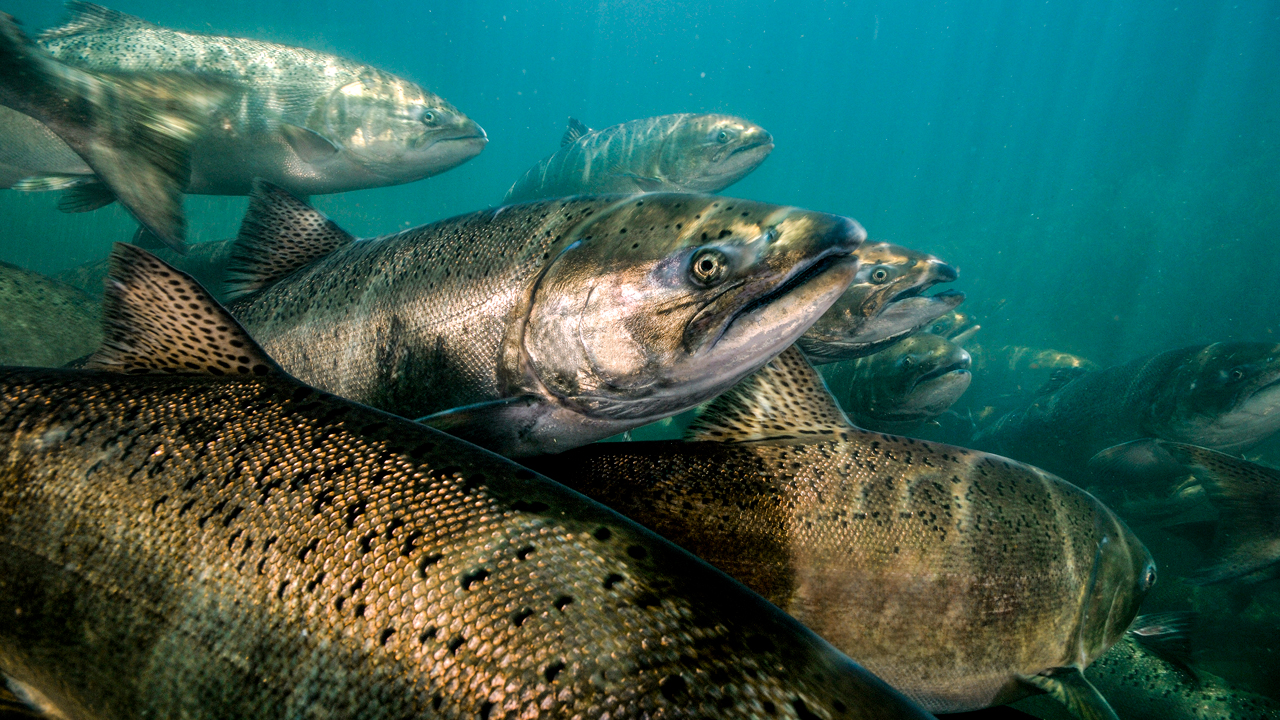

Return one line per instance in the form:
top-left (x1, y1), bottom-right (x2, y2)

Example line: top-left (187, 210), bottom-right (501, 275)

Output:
top-left (534, 350), bottom-right (1154, 714)
top-left (228, 193), bottom-right (862, 455)
top-left (1019, 637), bottom-right (1280, 720)
top-left (822, 333), bottom-right (971, 431)
top-left (0, 369), bottom-right (933, 720)
top-left (973, 343), bottom-right (1280, 481)
top-left (0, 106), bottom-right (87, 187)
top-left (0, 262), bottom-right (100, 367)
top-left (0, 246), bottom-right (930, 720)
top-left (35, 2), bottom-right (485, 195)
top-left (798, 242), bottom-right (961, 365)
top-left (503, 114), bottom-right (772, 204)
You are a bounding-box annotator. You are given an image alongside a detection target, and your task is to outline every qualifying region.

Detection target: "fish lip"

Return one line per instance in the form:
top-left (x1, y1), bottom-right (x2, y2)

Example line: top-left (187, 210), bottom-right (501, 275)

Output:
top-left (729, 140), bottom-right (774, 157)
top-left (915, 362), bottom-right (970, 386)
top-left (712, 248), bottom-right (854, 349)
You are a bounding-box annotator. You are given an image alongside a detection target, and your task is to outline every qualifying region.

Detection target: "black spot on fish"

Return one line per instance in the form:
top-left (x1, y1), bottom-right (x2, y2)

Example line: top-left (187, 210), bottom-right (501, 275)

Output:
top-left (511, 608), bottom-right (534, 627)
top-left (543, 661), bottom-right (565, 682)
top-left (627, 544), bottom-right (647, 559)
top-left (460, 568), bottom-right (489, 590)
top-left (660, 674), bottom-right (688, 700)
top-left (554, 595), bottom-right (574, 611)
top-left (792, 699), bottom-right (821, 720)
top-left (593, 527), bottom-right (612, 541)
top-left (516, 545), bottom-right (534, 561)
top-left (447, 634), bottom-right (465, 654)
top-left (603, 573), bottom-right (623, 590)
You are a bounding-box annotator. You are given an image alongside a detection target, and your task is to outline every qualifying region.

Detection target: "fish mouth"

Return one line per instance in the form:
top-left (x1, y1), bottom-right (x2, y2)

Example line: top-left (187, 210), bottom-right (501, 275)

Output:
top-left (915, 360), bottom-right (971, 386)
top-left (858, 289), bottom-right (965, 345)
top-left (716, 249), bottom-right (854, 348)
top-left (729, 139), bottom-right (774, 158)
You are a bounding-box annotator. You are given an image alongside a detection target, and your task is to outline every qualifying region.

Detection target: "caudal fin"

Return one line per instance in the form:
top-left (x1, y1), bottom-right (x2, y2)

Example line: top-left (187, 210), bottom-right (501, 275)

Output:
top-left (0, 13), bottom-right (233, 252)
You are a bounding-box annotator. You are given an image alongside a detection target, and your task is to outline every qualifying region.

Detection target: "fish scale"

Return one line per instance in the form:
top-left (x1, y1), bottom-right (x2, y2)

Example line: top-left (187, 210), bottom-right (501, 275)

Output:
top-left (0, 244), bottom-right (929, 720)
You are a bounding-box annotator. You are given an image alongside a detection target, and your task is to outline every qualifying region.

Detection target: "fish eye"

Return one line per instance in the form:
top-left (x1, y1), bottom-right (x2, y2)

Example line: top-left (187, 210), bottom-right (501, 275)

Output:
top-left (1225, 366), bottom-right (1248, 382)
top-left (689, 248), bottom-right (730, 287)
top-left (421, 110), bottom-right (437, 125)
top-left (717, 130), bottom-right (731, 142)
top-left (1141, 564), bottom-right (1157, 591)
top-left (870, 267), bottom-right (891, 284)
top-left (900, 356), bottom-right (915, 368)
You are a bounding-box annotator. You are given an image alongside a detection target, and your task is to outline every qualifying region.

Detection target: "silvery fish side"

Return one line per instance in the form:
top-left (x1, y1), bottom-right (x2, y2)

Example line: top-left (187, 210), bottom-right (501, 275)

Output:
top-left (226, 184), bottom-right (863, 456)
top-left (503, 114), bottom-right (773, 204)
top-left (533, 347), bottom-right (1155, 718)
top-left (0, 262), bottom-right (101, 367)
top-left (38, 2), bottom-right (486, 196)
top-left (0, 244), bottom-right (933, 720)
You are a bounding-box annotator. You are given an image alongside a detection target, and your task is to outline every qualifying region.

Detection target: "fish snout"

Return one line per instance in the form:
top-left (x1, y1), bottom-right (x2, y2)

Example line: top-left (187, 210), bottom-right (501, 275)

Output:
top-left (927, 257), bottom-right (959, 284)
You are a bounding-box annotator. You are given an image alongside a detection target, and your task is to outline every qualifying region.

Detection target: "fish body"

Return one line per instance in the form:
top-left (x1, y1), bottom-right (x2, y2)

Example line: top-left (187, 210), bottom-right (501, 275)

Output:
top-left (822, 333), bottom-right (972, 432)
top-left (533, 347), bottom-right (1155, 716)
top-left (798, 242), bottom-right (962, 364)
top-left (0, 244), bottom-right (932, 720)
top-left (37, 3), bottom-right (485, 196)
top-left (227, 184), bottom-right (863, 457)
top-left (973, 343), bottom-right (1280, 481)
top-left (0, 261), bottom-right (101, 367)
top-left (503, 115), bottom-right (772, 204)
top-left (0, 3), bottom-right (484, 249)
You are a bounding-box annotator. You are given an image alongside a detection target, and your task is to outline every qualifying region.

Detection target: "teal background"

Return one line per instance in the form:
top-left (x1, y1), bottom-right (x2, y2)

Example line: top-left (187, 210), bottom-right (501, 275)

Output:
top-left (3, 0), bottom-right (1277, 368)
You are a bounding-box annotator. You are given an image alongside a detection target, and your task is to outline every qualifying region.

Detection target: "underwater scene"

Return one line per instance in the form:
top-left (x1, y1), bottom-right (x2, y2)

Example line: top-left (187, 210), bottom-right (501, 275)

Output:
top-left (0, 0), bottom-right (1277, 718)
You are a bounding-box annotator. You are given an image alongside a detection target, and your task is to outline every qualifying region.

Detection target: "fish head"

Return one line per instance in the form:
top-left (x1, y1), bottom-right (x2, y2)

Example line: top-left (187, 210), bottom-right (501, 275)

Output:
top-left (798, 241), bottom-right (962, 361)
top-left (311, 70), bottom-right (486, 181)
top-left (1075, 511), bottom-right (1156, 667)
top-left (662, 114), bottom-right (774, 191)
top-left (924, 308), bottom-right (976, 339)
top-left (858, 333), bottom-right (972, 421)
top-left (520, 194), bottom-right (863, 423)
top-left (1158, 342), bottom-right (1280, 451)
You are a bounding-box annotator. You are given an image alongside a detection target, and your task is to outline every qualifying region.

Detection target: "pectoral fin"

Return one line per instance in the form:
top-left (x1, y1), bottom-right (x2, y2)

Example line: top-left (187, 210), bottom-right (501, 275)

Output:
top-left (282, 123), bottom-right (340, 163)
top-left (57, 180), bottom-right (117, 213)
top-left (612, 171), bottom-right (668, 192)
top-left (418, 396), bottom-right (546, 450)
top-left (1020, 668), bottom-right (1118, 720)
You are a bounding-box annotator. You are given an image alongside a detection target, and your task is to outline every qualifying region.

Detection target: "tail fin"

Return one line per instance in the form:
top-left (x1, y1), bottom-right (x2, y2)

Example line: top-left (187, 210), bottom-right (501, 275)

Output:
top-left (0, 13), bottom-right (233, 252)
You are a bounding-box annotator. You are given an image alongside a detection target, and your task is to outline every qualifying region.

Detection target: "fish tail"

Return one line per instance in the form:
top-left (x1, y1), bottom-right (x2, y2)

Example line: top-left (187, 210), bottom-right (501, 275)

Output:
top-left (1151, 441), bottom-right (1280, 585)
top-left (0, 13), bottom-right (234, 252)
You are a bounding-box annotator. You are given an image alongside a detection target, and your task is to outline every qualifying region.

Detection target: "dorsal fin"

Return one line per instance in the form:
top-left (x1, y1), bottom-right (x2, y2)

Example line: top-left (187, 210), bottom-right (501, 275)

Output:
top-left (86, 243), bottom-right (283, 377)
top-left (224, 180), bottom-right (355, 300)
top-left (38, 2), bottom-right (158, 41)
top-left (561, 117), bottom-right (591, 147)
top-left (685, 346), bottom-right (853, 443)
